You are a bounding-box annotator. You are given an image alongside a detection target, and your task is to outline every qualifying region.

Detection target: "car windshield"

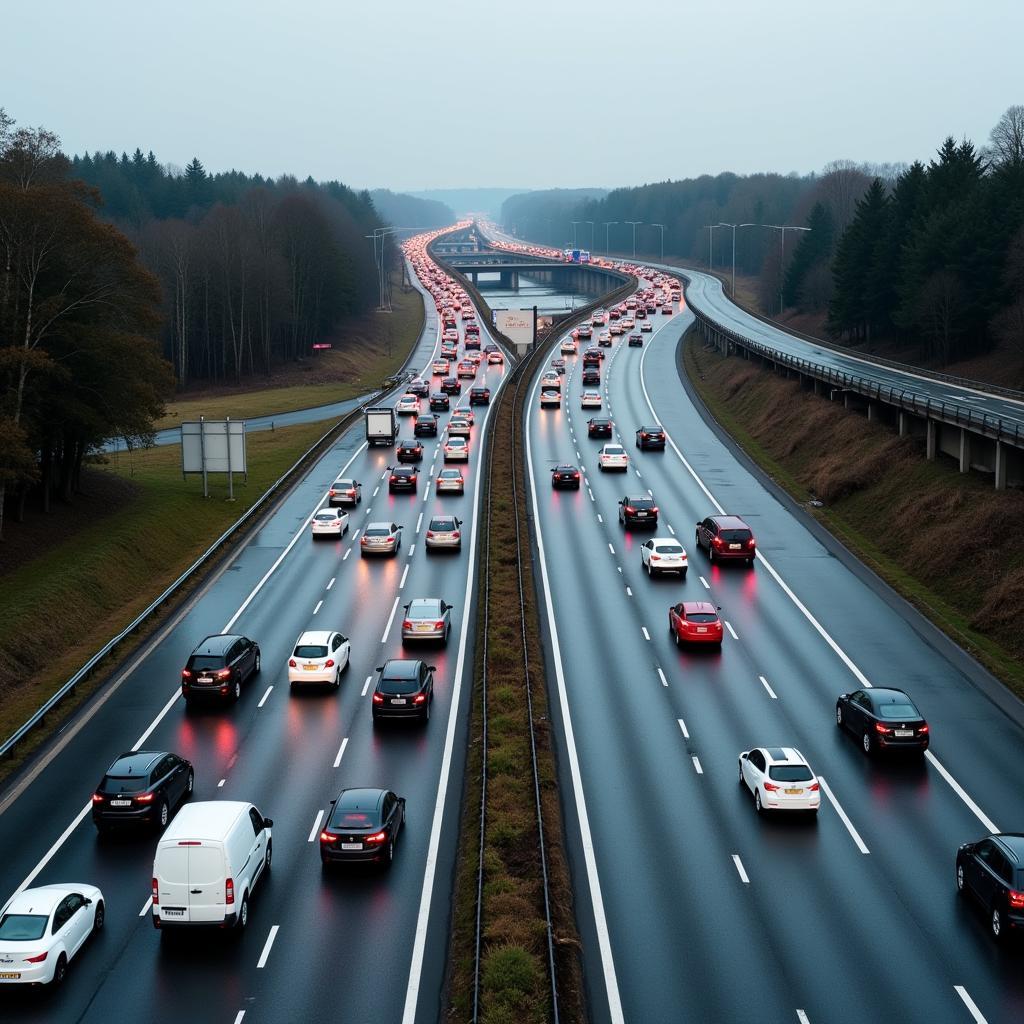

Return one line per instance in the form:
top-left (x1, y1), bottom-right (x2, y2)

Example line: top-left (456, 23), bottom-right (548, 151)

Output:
top-left (877, 703), bottom-right (920, 720)
top-left (295, 644), bottom-right (328, 658)
top-left (0, 913), bottom-right (48, 941)
top-left (189, 656), bottom-right (224, 670)
top-left (103, 774), bottom-right (148, 793)
top-left (719, 529), bottom-right (751, 542)
top-left (686, 612), bottom-right (718, 623)
top-left (655, 545), bottom-right (685, 556)
top-left (328, 809), bottom-right (380, 829)
top-left (768, 765), bottom-right (815, 782)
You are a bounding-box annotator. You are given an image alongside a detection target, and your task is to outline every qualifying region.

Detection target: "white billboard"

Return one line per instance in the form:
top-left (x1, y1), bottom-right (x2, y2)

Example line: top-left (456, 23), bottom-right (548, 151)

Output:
top-left (181, 419), bottom-right (247, 497)
top-left (494, 308), bottom-right (535, 352)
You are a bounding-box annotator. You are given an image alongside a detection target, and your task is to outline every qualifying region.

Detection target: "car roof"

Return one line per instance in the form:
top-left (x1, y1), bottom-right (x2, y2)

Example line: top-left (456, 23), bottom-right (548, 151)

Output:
top-left (366, 521), bottom-right (395, 531)
top-left (554, 464), bottom-right (577, 471)
top-left (296, 630), bottom-right (335, 645)
top-left (430, 515), bottom-right (457, 525)
top-left (107, 751), bottom-right (163, 776)
top-left (161, 800), bottom-right (251, 842)
top-left (381, 659), bottom-right (422, 678)
top-left (334, 477), bottom-right (355, 484)
top-left (651, 537), bottom-right (682, 547)
top-left (761, 747), bottom-right (807, 765)
top-left (439, 468), bottom-right (462, 475)
top-left (710, 515), bottom-right (750, 529)
top-left (192, 634), bottom-right (242, 655)
top-left (994, 834), bottom-right (1024, 861)
top-left (5, 884), bottom-right (88, 915)
top-left (867, 687), bottom-right (913, 704)
top-left (333, 788), bottom-right (385, 811)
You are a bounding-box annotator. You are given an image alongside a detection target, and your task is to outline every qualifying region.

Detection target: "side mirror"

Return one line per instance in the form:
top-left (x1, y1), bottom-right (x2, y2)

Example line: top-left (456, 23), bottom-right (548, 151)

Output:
top-left (263, 817), bottom-right (274, 829)
top-left (375, 666), bottom-right (384, 672)
top-left (329, 799), bottom-right (337, 806)
top-left (717, 606), bottom-right (722, 611)
top-left (83, 897), bottom-right (93, 906)
top-left (839, 694), bottom-right (848, 701)
top-left (427, 665), bottom-right (437, 673)
top-left (696, 522), bottom-right (701, 528)
top-left (403, 603), bottom-right (410, 611)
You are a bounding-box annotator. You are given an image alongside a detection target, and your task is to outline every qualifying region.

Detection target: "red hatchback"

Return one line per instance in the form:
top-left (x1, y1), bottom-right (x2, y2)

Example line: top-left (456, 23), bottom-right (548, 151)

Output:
top-left (669, 602), bottom-right (723, 647)
top-left (695, 515), bottom-right (756, 565)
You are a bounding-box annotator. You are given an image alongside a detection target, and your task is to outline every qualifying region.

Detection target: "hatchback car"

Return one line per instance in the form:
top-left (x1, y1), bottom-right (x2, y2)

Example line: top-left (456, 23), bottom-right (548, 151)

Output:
top-left (487, 352), bottom-right (504, 365)
top-left (583, 349), bottom-right (601, 366)
top-left (425, 516), bottom-right (462, 552)
top-left (464, 334), bottom-right (481, 350)
top-left (457, 361), bottom-right (476, 379)
top-left (396, 440), bottom-right (424, 464)
top-left (447, 417), bottom-right (471, 437)
top-left (436, 468), bottom-right (465, 494)
top-left (429, 391), bottom-right (450, 412)
top-left (540, 389), bottom-right (561, 408)
top-left (441, 376), bottom-right (462, 396)
top-left (640, 538), bottom-right (688, 577)
top-left (618, 495), bottom-right (658, 528)
top-left (181, 634), bottom-right (260, 704)
top-left (288, 630), bottom-right (351, 688)
top-left (956, 833), bottom-right (1024, 941)
top-left (360, 521), bottom-right (402, 556)
top-left (407, 378), bottom-right (430, 397)
top-left (444, 436), bottom-right (469, 462)
top-left (389, 466), bottom-right (418, 492)
top-left (402, 597), bottom-right (452, 644)
top-left (835, 688), bottom-right (930, 756)
top-left (470, 386), bottom-right (491, 405)
top-left (560, 338), bottom-right (577, 355)
top-left (395, 394), bottom-right (420, 416)
top-left (588, 417), bottom-right (613, 439)
top-left (328, 478), bottom-right (361, 506)
top-left (372, 659), bottom-right (435, 724)
top-left (311, 508), bottom-right (349, 538)
top-left (641, 320), bottom-right (653, 332)
top-left (636, 425), bottom-right (666, 449)
top-left (598, 443), bottom-right (627, 470)
top-left (414, 414), bottom-right (439, 437)
top-left (319, 788), bottom-right (405, 868)
top-left (738, 747), bottom-right (820, 816)
top-left (695, 515), bottom-right (756, 564)
top-left (578, 324), bottom-right (593, 339)
top-left (0, 884), bottom-right (104, 986)
top-left (92, 751), bottom-right (193, 833)
top-left (581, 391), bottom-right (602, 410)
top-left (551, 465), bottom-right (581, 490)
top-left (668, 602), bottom-right (722, 646)
top-left (432, 359), bottom-right (450, 376)
top-left (582, 367), bottom-right (601, 386)
top-left (628, 333), bottom-right (643, 347)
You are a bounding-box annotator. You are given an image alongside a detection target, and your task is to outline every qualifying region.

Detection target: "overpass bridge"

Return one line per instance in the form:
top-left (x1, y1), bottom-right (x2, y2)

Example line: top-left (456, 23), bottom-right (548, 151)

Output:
top-left (442, 252), bottom-right (628, 294)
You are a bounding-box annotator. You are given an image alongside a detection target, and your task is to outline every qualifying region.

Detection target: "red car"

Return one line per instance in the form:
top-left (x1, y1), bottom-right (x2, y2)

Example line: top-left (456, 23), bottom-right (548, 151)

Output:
top-left (669, 602), bottom-right (723, 647)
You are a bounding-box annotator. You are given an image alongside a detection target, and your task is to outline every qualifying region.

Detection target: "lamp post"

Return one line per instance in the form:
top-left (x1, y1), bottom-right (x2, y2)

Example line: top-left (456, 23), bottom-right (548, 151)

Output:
top-left (650, 223), bottom-right (666, 263)
top-left (765, 224), bottom-right (811, 314)
top-left (717, 222), bottom-right (757, 297)
top-left (570, 221), bottom-right (581, 248)
top-left (703, 223), bottom-right (728, 275)
top-left (365, 226), bottom-right (401, 311)
top-left (586, 220), bottom-right (596, 252)
top-left (602, 221), bottom-right (618, 255)
top-left (625, 221), bottom-right (642, 258)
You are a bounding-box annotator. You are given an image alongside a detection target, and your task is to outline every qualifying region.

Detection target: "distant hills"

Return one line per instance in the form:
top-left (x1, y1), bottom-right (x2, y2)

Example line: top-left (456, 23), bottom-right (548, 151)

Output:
top-left (407, 188), bottom-right (531, 220)
top-left (370, 189), bottom-right (456, 231)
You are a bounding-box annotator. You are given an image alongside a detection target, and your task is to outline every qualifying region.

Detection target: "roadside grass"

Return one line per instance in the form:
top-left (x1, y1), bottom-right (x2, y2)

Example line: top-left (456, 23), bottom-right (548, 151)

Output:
top-left (685, 335), bottom-right (1024, 699)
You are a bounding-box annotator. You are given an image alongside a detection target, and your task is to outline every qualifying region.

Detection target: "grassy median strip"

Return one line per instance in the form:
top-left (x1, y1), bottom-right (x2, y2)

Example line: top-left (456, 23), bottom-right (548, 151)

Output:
top-left (684, 332), bottom-right (1024, 699)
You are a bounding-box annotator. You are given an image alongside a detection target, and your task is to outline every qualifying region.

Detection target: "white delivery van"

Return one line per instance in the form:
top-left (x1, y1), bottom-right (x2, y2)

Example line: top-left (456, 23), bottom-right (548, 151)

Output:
top-left (152, 801), bottom-right (272, 933)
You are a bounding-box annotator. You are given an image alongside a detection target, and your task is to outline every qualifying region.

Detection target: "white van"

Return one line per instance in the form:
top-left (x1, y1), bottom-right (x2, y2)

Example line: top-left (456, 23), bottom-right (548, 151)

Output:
top-left (151, 801), bottom-right (272, 933)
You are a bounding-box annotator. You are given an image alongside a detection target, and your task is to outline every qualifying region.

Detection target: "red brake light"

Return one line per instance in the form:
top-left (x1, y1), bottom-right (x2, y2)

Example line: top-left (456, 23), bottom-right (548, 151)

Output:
top-left (152, 877), bottom-right (159, 905)
top-left (413, 694), bottom-right (427, 704)
top-left (329, 489), bottom-right (336, 496)
top-left (573, 472), bottom-right (580, 478)
top-left (875, 723), bottom-right (893, 734)
top-left (426, 530), bottom-right (435, 538)
top-left (651, 507), bottom-right (659, 514)
top-left (452, 531), bottom-right (460, 539)
top-left (747, 538), bottom-right (756, 549)
top-left (92, 793), bottom-right (104, 803)
top-left (288, 659), bottom-right (297, 667)
top-left (320, 831), bottom-right (338, 844)
top-left (391, 475), bottom-right (398, 482)
top-left (217, 668), bottom-right (231, 679)
top-left (918, 724), bottom-right (929, 734)
top-left (434, 620), bottom-right (445, 629)
top-left (225, 878), bottom-right (234, 905)
top-left (712, 536), bottom-right (723, 547)
top-left (24, 951), bottom-right (48, 963)
top-left (402, 619), bottom-right (413, 629)
top-left (625, 506), bottom-right (635, 513)
top-left (135, 793), bottom-right (155, 803)
top-left (809, 782), bottom-right (820, 792)
top-left (181, 670), bottom-right (192, 679)
top-left (324, 659), bottom-right (334, 668)
top-left (763, 781), bottom-right (780, 792)
top-left (365, 831), bottom-right (387, 844)
top-left (650, 555), bottom-right (660, 561)
top-left (1009, 890), bottom-right (1024, 909)
top-left (372, 693), bottom-right (384, 704)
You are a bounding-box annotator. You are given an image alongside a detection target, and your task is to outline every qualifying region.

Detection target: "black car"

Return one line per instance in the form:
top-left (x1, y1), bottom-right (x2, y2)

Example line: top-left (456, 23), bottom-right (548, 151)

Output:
top-left (582, 367), bottom-right (601, 386)
top-left (618, 495), bottom-right (659, 528)
top-left (635, 308), bottom-right (646, 319)
top-left (835, 688), bottom-right (929, 755)
top-left (397, 440), bottom-right (424, 463)
top-left (92, 750), bottom-right (193, 833)
top-left (628, 333), bottom-right (643, 347)
top-left (636, 425), bottom-right (666, 449)
top-left (414, 413), bottom-right (439, 437)
top-left (429, 392), bottom-right (450, 412)
top-left (551, 465), bottom-right (581, 490)
top-left (181, 634), bottom-right (260, 704)
top-left (441, 376), bottom-right (462, 395)
top-left (464, 335), bottom-right (481, 350)
top-left (587, 418), bottom-right (613, 439)
top-left (483, 342), bottom-right (498, 354)
top-left (389, 466), bottom-right (419, 492)
top-left (407, 378), bottom-right (430, 397)
top-left (372, 659), bottom-right (435, 724)
top-left (469, 386), bottom-right (491, 405)
top-left (319, 788), bottom-right (406, 868)
top-left (583, 349), bottom-right (601, 366)
top-left (956, 833), bottom-right (1024, 941)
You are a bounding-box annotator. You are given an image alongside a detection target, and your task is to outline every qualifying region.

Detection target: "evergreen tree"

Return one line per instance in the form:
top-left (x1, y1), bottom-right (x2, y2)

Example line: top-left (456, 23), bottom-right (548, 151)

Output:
top-left (782, 202), bottom-right (836, 309)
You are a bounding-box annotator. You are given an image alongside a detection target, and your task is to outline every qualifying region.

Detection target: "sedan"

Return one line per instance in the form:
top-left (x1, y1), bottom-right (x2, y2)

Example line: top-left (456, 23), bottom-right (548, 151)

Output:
top-left (835, 688), bottom-right (929, 756)
top-left (432, 359), bottom-right (450, 376)
top-left (0, 884), bottom-right (104, 986)
top-left (541, 372), bottom-right (561, 392)
top-left (92, 751), bottom-right (193, 833)
top-left (441, 376), bottom-right (462, 395)
top-left (395, 394), bottom-right (420, 415)
top-left (588, 417), bottom-right (613, 439)
top-left (447, 416), bottom-right (471, 437)
top-left (668, 601), bottom-right (722, 646)
top-left (469, 386), bottom-right (491, 405)
top-left (640, 538), bottom-right (688, 577)
top-left (551, 358), bottom-right (566, 374)
top-left (429, 391), bottom-right (450, 412)
top-left (636, 425), bottom-right (666, 449)
top-left (956, 833), bottom-right (1024, 941)
top-left (328, 478), bottom-right (361, 506)
top-left (444, 436), bottom-right (469, 461)
top-left (618, 495), bottom-right (658, 528)
top-left (388, 466), bottom-right (418, 492)
top-left (425, 515), bottom-right (462, 552)
top-left (372, 659), bottom-right (435, 724)
top-left (582, 368), bottom-right (601, 387)
top-left (407, 378), bottom-right (430, 397)
top-left (581, 391), bottom-right (602, 410)
top-left (414, 414), bottom-right (439, 437)
top-left (436, 468), bottom-right (465, 494)
top-left (661, 303), bottom-right (674, 314)
top-left (628, 333), bottom-right (643, 347)
top-left (560, 339), bottom-right (577, 355)
top-left (402, 597), bottom-right (453, 644)
top-left (456, 361), bottom-right (477, 379)
top-left (288, 629), bottom-right (350, 688)
top-left (360, 522), bottom-right (402, 556)
top-left (738, 747), bottom-right (820, 815)
top-left (487, 351), bottom-right (504, 365)
top-left (640, 320), bottom-right (653, 333)
top-left (598, 332), bottom-right (612, 348)
top-left (540, 389), bottom-right (561, 409)
top-left (311, 508), bottom-right (349, 537)
top-left (598, 443), bottom-right (628, 470)
top-left (396, 440), bottom-right (424, 463)
top-left (319, 788), bottom-right (406, 868)
top-left (551, 465), bottom-right (581, 489)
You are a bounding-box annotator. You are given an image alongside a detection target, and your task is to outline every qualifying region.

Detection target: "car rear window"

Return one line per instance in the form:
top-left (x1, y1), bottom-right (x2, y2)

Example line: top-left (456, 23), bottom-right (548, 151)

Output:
top-left (877, 703), bottom-right (920, 720)
top-left (328, 809), bottom-right (380, 829)
top-left (768, 765), bottom-right (815, 782)
top-left (656, 545), bottom-right (685, 556)
top-left (365, 527), bottom-right (390, 537)
top-left (380, 676), bottom-right (421, 695)
top-left (0, 914), bottom-right (48, 941)
top-left (627, 499), bottom-right (654, 509)
top-left (189, 656), bottom-right (225, 670)
top-left (605, 447), bottom-right (624, 455)
top-left (314, 512), bottom-right (337, 521)
top-left (409, 600), bottom-right (441, 617)
top-left (719, 529), bottom-right (752, 542)
top-left (103, 774), bottom-right (149, 793)
top-left (430, 518), bottom-right (457, 530)
top-left (335, 479), bottom-right (353, 488)
top-left (686, 612), bottom-right (718, 623)
top-left (295, 645), bottom-right (328, 658)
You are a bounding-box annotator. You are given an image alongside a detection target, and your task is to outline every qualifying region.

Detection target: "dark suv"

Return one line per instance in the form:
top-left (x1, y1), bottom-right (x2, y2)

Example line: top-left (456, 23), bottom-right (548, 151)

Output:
top-left (414, 413), bottom-right (439, 437)
top-left (181, 634), bottom-right (260, 703)
top-left (695, 515), bottom-right (756, 564)
top-left (429, 392), bottom-right (450, 412)
top-left (583, 349), bottom-right (601, 367)
top-left (372, 660), bottom-right (435, 724)
top-left (636, 425), bottom-right (666, 450)
top-left (619, 495), bottom-right (659, 528)
top-left (956, 834), bottom-right (1024, 941)
top-left (92, 750), bottom-right (194, 833)
top-left (389, 466), bottom-right (419, 492)
top-left (588, 417), bottom-right (613, 439)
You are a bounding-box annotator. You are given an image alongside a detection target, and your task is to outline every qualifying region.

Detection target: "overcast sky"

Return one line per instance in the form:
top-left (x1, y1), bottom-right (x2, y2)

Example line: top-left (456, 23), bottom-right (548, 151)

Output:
top-left (4, 0), bottom-right (1021, 192)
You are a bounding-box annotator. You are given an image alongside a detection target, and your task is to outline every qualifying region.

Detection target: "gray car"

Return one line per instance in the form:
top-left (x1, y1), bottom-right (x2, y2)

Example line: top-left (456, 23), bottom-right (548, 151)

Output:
top-left (425, 516), bottom-right (462, 552)
top-left (360, 521), bottom-right (402, 557)
top-left (436, 468), bottom-right (465, 494)
top-left (401, 598), bottom-right (452, 644)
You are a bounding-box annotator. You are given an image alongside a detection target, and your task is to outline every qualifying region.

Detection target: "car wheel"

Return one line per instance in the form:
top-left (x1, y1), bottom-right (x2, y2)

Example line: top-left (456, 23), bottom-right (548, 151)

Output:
top-left (738, 763), bottom-right (744, 784)
top-left (862, 731), bottom-right (873, 756)
top-left (992, 905), bottom-right (1005, 942)
top-left (237, 894), bottom-right (249, 932)
top-left (265, 841), bottom-right (273, 874)
top-left (50, 952), bottom-right (68, 987)
top-left (334, 670), bottom-right (341, 691)
top-left (956, 863), bottom-right (966, 895)
top-left (254, 652), bottom-right (261, 675)
top-left (233, 678), bottom-right (242, 702)
top-left (673, 628), bottom-right (681, 647)
top-left (157, 799), bottom-right (170, 830)
top-left (384, 838), bottom-right (395, 868)
top-left (93, 900), bottom-right (105, 933)
top-left (755, 790), bottom-right (764, 814)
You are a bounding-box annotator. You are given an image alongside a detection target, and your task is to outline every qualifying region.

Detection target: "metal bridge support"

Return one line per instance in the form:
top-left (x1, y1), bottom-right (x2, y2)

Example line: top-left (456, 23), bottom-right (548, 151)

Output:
top-left (867, 403), bottom-right (877, 423)
top-left (926, 419), bottom-right (937, 460)
top-left (959, 428), bottom-right (971, 473)
top-left (898, 412), bottom-right (909, 437)
top-left (995, 440), bottom-right (1007, 491)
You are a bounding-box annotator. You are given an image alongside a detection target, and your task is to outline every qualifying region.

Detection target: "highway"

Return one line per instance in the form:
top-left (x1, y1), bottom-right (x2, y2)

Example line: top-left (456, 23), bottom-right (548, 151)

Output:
top-left (524, 283), bottom-right (1024, 1023)
top-left (0, 247), bottom-right (507, 1024)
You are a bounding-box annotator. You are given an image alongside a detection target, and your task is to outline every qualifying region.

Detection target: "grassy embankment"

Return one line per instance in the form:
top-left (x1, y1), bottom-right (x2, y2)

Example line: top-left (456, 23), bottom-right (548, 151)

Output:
top-left (0, 280), bottom-right (424, 773)
top-left (685, 333), bottom-right (1024, 698)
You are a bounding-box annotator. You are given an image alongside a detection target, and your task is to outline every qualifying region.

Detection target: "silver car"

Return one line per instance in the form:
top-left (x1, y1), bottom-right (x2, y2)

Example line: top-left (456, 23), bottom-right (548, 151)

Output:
top-left (425, 516), bottom-right (462, 552)
top-left (444, 436), bottom-right (469, 462)
top-left (401, 598), bottom-right (452, 644)
top-left (360, 521), bottom-right (402, 557)
top-left (436, 468), bottom-right (465, 494)
top-left (447, 417), bottom-right (471, 438)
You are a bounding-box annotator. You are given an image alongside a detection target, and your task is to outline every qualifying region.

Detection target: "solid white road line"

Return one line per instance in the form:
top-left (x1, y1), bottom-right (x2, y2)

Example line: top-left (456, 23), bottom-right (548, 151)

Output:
top-left (732, 854), bottom-right (750, 884)
top-left (699, 575), bottom-right (710, 589)
top-left (307, 809), bottom-right (325, 843)
top-left (139, 897), bottom-right (152, 917)
top-left (233, 1012), bottom-right (246, 1024)
top-left (796, 1012), bottom-right (811, 1024)
top-left (925, 752), bottom-right (999, 834)
top-left (817, 777), bottom-right (870, 854)
top-left (677, 718), bottom-right (689, 739)
top-left (400, 564), bottom-right (410, 590)
top-left (333, 737), bottom-right (349, 769)
top-left (256, 925), bottom-right (279, 969)
top-left (725, 621), bottom-right (739, 640)
top-left (691, 756), bottom-right (703, 775)
top-left (326, 576), bottom-right (335, 590)
top-left (657, 668), bottom-right (669, 687)
top-left (362, 675), bottom-right (372, 697)
top-left (954, 985), bottom-right (988, 1023)
top-left (642, 627), bottom-right (651, 641)
top-left (381, 595), bottom-right (401, 643)
top-left (759, 675), bottom-right (778, 699)
top-left (257, 686), bottom-right (273, 708)
top-left (313, 600), bottom-right (323, 615)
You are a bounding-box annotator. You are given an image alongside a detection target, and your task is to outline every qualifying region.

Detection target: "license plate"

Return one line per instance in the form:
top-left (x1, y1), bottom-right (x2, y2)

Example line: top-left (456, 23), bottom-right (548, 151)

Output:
top-left (199, 676), bottom-right (213, 683)
top-left (636, 512), bottom-right (647, 517)
top-left (341, 842), bottom-right (363, 851)
top-left (0, 972), bottom-right (21, 979)
top-left (415, 624), bottom-right (432, 632)
top-left (391, 698), bottom-right (407, 705)
top-left (303, 664), bottom-right (319, 671)
top-left (696, 627), bottom-right (708, 634)
top-left (110, 799), bottom-right (132, 807)
top-left (162, 909), bottom-right (184, 917)
top-left (894, 729), bottom-right (914, 738)
top-left (785, 788), bottom-right (802, 795)
top-left (729, 543), bottom-right (741, 550)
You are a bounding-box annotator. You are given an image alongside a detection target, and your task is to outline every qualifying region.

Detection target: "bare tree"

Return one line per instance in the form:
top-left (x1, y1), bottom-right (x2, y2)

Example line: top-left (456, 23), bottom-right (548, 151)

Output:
top-left (988, 105), bottom-right (1024, 166)
top-left (818, 160), bottom-right (872, 231)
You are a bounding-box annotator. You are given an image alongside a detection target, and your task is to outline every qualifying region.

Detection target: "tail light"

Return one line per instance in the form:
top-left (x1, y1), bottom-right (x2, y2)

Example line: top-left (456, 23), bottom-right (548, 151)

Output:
top-left (288, 659), bottom-right (297, 667)
top-left (1008, 890), bottom-right (1024, 909)
top-left (372, 693), bottom-right (384, 704)
top-left (365, 831), bottom-right (387, 844)
top-left (23, 951), bottom-right (48, 963)
top-left (809, 783), bottom-right (820, 792)
top-left (152, 878), bottom-right (159, 906)
top-left (573, 472), bottom-right (580, 478)
top-left (225, 878), bottom-right (234, 905)
top-left (452, 531), bottom-right (460, 539)
top-left (413, 694), bottom-right (427, 704)
top-left (181, 670), bottom-right (192, 679)
top-left (918, 724), bottom-right (929, 734)
top-left (135, 793), bottom-right (155, 803)
top-left (763, 781), bottom-right (780, 792)
top-left (402, 619), bottom-right (413, 630)
top-left (640, 432), bottom-right (647, 438)
top-left (216, 668), bottom-right (231, 679)
top-left (875, 723), bottom-right (893, 734)
top-left (320, 831), bottom-right (338, 844)
top-left (625, 506), bottom-right (636, 514)
top-left (390, 475), bottom-right (398, 482)
top-left (92, 793), bottom-right (104, 803)
top-left (426, 530), bottom-right (435, 538)
top-left (329, 489), bottom-right (336, 496)
top-left (346, 490), bottom-right (355, 497)
top-left (747, 538), bottom-right (756, 549)
top-left (434, 620), bottom-right (445, 629)
top-left (650, 555), bottom-right (660, 561)
top-left (712, 536), bottom-right (723, 547)
top-left (324, 659), bottom-right (335, 668)
top-left (652, 507), bottom-right (659, 514)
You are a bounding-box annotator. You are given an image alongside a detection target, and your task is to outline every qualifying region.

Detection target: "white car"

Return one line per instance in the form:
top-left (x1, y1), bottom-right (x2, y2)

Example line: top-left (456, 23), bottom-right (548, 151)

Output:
top-left (598, 443), bottom-right (628, 471)
top-left (560, 339), bottom-right (577, 355)
top-left (311, 508), bottom-right (349, 538)
top-left (395, 394), bottom-right (420, 416)
top-left (738, 747), bottom-right (820, 815)
top-left (0, 883), bottom-right (104, 986)
top-left (581, 391), bottom-right (602, 410)
top-left (288, 630), bottom-right (350, 687)
top-left (488, 351), bottom-right (504, 364)
top-left (640, 538), bottom-right (688, 577)
top-left (640, 320), bottom-right (653, 333)
top-left (444, 436), bottom-right (470, 461)
top-left (447, 416), bottom-right (471, 437)
top-left (540, 389), bottom-right (561, 409)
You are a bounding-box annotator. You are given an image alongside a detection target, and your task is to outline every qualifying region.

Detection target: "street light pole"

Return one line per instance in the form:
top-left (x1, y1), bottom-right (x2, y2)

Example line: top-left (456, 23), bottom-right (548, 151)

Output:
top-left (602, 221), bottom-right (618, 255)
top-left (704, 224), bottom-right (728, 275)
top-left (586, 220), bottom-right (595, 252)
top-left (571, 221), bottom-right (581, 248)
top-left (650, 223), bottom-right (666, 263)
top-left (765, 224), bottom-right (811, 314)
top-left (625, 220), bottom-right (642, 258)
top-left (365, 226), bottom-right (401, 311)
top-left (717, 222), bottom-right (757, 297)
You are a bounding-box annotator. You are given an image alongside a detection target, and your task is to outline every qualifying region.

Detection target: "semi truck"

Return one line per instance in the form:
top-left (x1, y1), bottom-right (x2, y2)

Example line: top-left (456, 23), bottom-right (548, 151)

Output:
top-left (365, 407), bottom-right (398, 446)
